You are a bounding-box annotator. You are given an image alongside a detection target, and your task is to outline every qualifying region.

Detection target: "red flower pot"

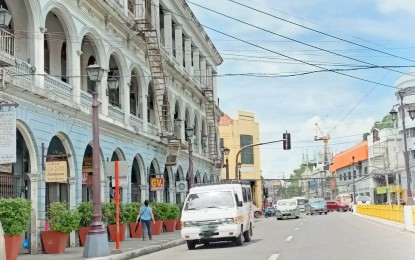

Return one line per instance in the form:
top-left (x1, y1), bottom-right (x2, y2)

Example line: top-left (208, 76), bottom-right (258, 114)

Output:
top-left (129, 222), bottom-right (142, 238)
top-left (5, 235), bottom-right (23, 260)
top-left (78, 227), bottom-right (91, 247)
top-left (41, 231), bottom-right (69, 254)
top-left (151, 221), bottom-right (163, 235)
top-left (175, 220), bottom-right (182, 230)
top-left (107, 224), bottom-right (126, 241)
top-left (163, 220), bottom-right (177, 232)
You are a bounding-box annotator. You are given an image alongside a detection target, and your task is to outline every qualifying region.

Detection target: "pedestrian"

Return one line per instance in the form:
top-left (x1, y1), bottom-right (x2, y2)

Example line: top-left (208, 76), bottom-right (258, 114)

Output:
top-left (139, 200), bottom-right (155, 241)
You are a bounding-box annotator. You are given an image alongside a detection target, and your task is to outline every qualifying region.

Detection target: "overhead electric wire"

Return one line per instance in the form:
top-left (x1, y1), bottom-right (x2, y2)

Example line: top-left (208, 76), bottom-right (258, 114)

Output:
top-left (187, 1), bottom-right (412, 78)
top-left (229, 0), bottom-right (415, 63)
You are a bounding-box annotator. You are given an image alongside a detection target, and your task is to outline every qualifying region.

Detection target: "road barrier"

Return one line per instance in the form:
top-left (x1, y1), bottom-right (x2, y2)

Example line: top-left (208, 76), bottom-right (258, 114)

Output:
top-left (356, 205), bottom-right (404, 223)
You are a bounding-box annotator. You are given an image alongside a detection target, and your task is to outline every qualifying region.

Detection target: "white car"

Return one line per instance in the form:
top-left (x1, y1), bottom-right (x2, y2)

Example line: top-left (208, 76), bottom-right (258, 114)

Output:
top-left (356, 196), bottom-right (371, 205)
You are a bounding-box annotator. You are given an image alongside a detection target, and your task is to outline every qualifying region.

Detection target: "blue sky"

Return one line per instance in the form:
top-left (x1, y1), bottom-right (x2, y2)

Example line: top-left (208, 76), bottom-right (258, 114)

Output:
top-left (188, 0), bottom-right (415, 179)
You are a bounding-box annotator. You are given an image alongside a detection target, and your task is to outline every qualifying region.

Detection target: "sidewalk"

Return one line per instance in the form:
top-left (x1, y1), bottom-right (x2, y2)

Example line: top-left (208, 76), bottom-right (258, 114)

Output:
top-left (17, 230), bottom-right (184, 260)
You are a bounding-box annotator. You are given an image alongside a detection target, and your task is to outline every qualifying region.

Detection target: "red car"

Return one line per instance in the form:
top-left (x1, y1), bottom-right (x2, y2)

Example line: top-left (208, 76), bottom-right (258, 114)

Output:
top-left (326, 200), bottom-right (349, 212)
top-left (254, 206), bottom-right (263, 218)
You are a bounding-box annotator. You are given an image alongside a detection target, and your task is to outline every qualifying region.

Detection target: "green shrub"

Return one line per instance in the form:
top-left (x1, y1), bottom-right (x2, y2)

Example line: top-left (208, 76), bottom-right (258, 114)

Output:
top-left (0, 198), bottom-right (31, 236)
top-left (77, 202), bottom-right (93, 227)
top-left (48, 202), bottom-right (81, 234)
top-left (166, 203), bottom-right (180, 220)
top-left (150, 202), bottom-right (169, 221)
top-left (124, 202), bottom-right (141, 223)
top-left (102, 202), bottom-right (128, 224)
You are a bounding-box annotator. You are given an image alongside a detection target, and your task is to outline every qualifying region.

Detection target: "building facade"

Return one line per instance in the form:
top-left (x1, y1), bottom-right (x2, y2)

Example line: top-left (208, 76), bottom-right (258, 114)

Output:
top-left (0, 0), bottom-right (223, 253)
top-left (219, 111), bottom-right (262, 208)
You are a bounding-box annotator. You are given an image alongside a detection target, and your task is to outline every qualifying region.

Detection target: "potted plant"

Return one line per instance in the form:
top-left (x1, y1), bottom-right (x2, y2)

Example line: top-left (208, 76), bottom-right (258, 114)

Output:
top-left (102, 202), bottom-right (127, 241)
top-left (164, 203), bottom-right (180, 232)
top-left (176, 202), bottom-right (184, 230)
top-left (150, 203), bottom-right (168, 235)
top-left (77, 202), bottom-right (92, 246)
top-left (124, 202), bottom-right (142, 238)
top-left (0, 198), bottom-right (31, 260)
top-left (41, 202), bottom-right (81, 254)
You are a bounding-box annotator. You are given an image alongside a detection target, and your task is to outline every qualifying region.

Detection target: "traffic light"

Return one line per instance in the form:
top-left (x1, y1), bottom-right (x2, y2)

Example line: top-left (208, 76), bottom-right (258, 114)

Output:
top-left (283, 132), bottom-right (291, 150)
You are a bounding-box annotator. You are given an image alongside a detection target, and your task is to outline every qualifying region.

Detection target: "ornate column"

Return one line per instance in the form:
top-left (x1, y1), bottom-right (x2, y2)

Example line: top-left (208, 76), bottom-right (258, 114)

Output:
top-left (184, 37), bottom-right (192, 72)
top-left (174, 24), bottom-right (183, 63)
top-left (27, 173), bottom-right (40, 254)
top-left (68, 177), bottom-right (77, 247)
top-left (140, 184), bottom-right (147, 202)
top-left (163, 12), bottom-right (173, 56)
top-left (192, 48), bottom-right (200, 83)
top-left (169, 188), bottom-right (175, 203)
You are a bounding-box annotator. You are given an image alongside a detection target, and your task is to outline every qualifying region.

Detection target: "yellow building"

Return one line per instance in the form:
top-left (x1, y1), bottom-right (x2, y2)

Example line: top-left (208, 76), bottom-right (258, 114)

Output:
top-left (219, 111), bottom-right (263, 208)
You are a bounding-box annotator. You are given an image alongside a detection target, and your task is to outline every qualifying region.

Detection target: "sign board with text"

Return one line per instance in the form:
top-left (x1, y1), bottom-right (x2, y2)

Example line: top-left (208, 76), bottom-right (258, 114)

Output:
top-left (0, 111), bottom-right (16, 164)
top-left (45, 161), bottom-right (67, 183)
top-left (150, 177), bottom-right (164, 191)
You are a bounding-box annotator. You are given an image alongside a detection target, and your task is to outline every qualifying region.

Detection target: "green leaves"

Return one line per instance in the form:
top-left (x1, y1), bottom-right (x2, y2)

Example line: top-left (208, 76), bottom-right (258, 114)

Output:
top-left (150, 203), bottom-right (180, 221)
top-left (101, 202), bottom-right (129, 224)
top-left (77, 202), bottom-right (93, 227)
top-left (0, 198), bottom-right (31, 236)
top-left (124, 202), bottom-right (141, 223)
top-left (48, 202), bottom-right (81, 234)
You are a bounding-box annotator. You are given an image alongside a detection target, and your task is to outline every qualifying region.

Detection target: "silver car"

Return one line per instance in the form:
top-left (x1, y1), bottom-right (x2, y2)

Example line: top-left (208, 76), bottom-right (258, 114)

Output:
top-left (276, 199), bottom-right (300, 220)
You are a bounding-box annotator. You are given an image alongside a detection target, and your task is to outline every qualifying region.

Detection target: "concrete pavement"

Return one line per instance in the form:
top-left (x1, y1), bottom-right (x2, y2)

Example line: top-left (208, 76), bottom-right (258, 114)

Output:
top-left (17, 229), bottom-right (184, 260)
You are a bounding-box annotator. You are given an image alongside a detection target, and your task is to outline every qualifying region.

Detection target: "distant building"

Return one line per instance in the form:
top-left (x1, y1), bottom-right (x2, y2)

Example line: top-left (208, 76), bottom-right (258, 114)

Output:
top-left (219, 111), bottom-right (262, 207)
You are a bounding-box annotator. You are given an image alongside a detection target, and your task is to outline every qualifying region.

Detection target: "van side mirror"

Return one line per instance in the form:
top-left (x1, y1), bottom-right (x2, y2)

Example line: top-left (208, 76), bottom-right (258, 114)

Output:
top-left (237, 201), bottom-right (243, 207)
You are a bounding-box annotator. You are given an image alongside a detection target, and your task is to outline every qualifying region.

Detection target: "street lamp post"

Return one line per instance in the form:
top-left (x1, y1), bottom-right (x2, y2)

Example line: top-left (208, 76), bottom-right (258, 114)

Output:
top-left (390, 90), bottom-right (415, 205)
top-left (352, 156), bottom-right (356, 205)
top-left (83, 63), bottom-right (110, 258)
top-left (186, 127), bottom-right (194, 189)
top-left (220, 146), bottom-right (230, 180)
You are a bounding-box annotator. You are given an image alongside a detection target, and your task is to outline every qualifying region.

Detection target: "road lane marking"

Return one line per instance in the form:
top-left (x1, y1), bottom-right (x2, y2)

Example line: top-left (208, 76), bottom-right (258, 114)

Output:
top-left (294, 227), bottom-right (299, 231)
top-left (268, 254), bottom-right (280, 260)
top-left (285, 235), bottom-right (294, 241)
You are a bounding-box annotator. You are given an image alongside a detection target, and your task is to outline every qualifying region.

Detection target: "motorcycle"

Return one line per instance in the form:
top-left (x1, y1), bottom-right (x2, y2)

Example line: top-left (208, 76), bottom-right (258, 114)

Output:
top-left (264, 207), bottom-right (275, 218)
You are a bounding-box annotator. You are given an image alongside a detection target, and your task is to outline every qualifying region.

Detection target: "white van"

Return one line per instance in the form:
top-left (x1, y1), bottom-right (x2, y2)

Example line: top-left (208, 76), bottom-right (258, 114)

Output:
top-left (292, 196), bottom-right (307, 212)
top-left (180, 181), bottom-right (254, 249)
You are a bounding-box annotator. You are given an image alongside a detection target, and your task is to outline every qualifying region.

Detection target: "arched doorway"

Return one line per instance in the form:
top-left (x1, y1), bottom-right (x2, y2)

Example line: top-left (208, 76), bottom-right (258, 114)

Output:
top-left (163, 167), bottom-right (169, 203)
top-left (131, 156), bottom-right (143, 202)
top-left (148, 160), bottom-right (160, 202)
top-left (45, 136), bottom-right (70, 207)
top-left (109, 149), bottom-right (125, 202)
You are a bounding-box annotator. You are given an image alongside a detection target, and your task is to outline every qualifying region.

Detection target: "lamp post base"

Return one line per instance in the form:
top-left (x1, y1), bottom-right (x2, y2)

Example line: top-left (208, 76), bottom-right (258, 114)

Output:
top-left (406, 197), bottom-right (414, 206)
top-left (83, 233), bottom-right (110, 258)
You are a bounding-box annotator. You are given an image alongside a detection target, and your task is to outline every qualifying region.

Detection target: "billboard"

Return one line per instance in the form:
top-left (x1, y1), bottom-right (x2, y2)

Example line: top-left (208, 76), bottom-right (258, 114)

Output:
top-left (150, 177), bottom-right (164, 191)
top-left (0, 111), bottom-right (16, 164)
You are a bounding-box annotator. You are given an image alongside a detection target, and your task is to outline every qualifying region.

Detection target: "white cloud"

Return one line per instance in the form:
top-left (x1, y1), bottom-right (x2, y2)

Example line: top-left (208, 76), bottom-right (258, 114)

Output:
top-left (377, 0), bottom-right (415, 15)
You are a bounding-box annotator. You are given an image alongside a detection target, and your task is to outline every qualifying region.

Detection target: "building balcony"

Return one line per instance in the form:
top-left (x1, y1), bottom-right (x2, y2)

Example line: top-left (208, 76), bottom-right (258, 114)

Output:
top-left (0, 27), bottom-right (15, 67)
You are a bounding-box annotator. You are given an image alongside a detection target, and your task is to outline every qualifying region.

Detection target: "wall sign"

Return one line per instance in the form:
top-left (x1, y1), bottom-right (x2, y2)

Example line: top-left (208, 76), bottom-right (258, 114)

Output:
top-left (150, 177), bottom-right (164, 191)
top-left (45, 161), bottom-right (67, 183)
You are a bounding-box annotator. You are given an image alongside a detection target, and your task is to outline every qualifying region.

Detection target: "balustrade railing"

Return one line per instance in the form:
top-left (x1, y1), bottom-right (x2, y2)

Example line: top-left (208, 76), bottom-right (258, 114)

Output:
top-left (109, 105), bottom-right (124, 123)
top-left (5, 58), bottom-right (33, 83)
top-left (0, 27), bottom-right (15, 66)
top-left (148, 123), bottom-right (159, 135)
top-left (80, 91), bottom-right (92, 108)
top-left (44, 75), bottom-right (73, 101)
top-left (130, 115), bottom-right (144, 131)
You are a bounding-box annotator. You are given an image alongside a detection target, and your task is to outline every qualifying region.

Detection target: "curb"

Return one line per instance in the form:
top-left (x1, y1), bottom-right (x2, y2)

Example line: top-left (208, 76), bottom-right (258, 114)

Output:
top-left (353, 213), bottom-right (411, 232)
top-left (90, 239), bottom-right (185, 260)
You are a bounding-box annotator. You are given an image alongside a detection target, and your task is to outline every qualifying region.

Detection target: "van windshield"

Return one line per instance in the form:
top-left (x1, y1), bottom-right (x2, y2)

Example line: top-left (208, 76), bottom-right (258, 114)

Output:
top-left (184, 191), bottom-right (235, 211)
top-left (277, 200), bottom-right (296, 206)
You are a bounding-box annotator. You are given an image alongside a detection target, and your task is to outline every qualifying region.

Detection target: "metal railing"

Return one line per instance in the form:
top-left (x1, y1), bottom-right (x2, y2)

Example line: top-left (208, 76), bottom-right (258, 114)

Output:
top-left (0, 174), bottom-right (21, 198)
top-left (357, 205), bottom-right (404, 223)
top-left (0, 27), bottom-right (15, 66)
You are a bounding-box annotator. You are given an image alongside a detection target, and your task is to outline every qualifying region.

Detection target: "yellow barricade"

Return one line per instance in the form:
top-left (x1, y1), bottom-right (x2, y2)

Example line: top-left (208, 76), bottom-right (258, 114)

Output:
top-left (412, 207), bottom-right (415, 226)
top-left (356, 205), bottom-right (404, 223)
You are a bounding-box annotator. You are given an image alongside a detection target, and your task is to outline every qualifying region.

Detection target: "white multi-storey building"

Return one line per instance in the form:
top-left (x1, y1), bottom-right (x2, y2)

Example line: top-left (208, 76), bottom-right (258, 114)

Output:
top-left (0, 0), bottom-right (222, 253)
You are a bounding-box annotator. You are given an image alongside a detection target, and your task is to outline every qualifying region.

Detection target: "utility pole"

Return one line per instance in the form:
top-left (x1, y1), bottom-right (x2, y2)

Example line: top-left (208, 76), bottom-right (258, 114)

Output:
top-left (352, 156), bottom-right (356, 204)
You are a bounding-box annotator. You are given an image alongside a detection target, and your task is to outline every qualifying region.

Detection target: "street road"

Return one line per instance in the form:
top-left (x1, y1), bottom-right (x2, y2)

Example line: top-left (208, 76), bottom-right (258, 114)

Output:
top-left (136, 212), bottom-right (415, 260)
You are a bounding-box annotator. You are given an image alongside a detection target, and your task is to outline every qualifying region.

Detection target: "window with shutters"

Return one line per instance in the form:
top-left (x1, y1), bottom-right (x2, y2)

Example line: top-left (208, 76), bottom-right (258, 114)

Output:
top-left (240, 135), bottom-right (254, 164)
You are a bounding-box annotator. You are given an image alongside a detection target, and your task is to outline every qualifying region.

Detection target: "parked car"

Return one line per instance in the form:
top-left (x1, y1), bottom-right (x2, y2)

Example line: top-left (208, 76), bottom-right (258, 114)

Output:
top-left (275, 199), bottom-right (300, 220)
top-left (356, 196), bottom-right (371, 205)
top-left (335, 193), bottom-right (353, 211)
top-left (326, 200), bottom-right (349, 212)
top-left (253, 206), bottom-right (263, 218)
top-left (292, 196), bottom-right (307, 212)
top-left (305, 198), bottom-right (328, 215)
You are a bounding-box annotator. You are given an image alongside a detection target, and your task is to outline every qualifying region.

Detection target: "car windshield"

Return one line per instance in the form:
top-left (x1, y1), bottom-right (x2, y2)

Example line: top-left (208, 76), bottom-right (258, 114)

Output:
top-left (277, 200), bottom-right (296, 206)
top-left (297, 199), bottom-right (306, 205)
top-left (309, 199), bottom-right (325, 204)
top-left (184, 191), bottom-right (235, 210)
top-left (357, 196), bottom-right (370, 201)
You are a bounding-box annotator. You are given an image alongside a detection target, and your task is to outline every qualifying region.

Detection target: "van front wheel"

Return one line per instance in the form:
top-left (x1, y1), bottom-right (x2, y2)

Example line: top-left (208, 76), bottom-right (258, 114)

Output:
top-left (187, 240), bottom-right (197, 250)
top-left (243, 225), bottom-right (251, 242)
top-left (234, 228), bottom-right (243, 246)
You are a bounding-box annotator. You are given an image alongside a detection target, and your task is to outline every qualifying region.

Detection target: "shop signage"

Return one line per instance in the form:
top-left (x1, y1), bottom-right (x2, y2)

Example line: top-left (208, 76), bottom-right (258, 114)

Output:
top-left (0, 111), bottom-right (16, 164)
top-left (0, 163), bottom-right (12, 173)
top-left (150, 177), bottom-right (164, 191)
top-left (176, 181), bottom-right (188, 192)
top-left (45, 161), bottom-right (67, 183)
top-left (82, 157), bottom-right (93, 173)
